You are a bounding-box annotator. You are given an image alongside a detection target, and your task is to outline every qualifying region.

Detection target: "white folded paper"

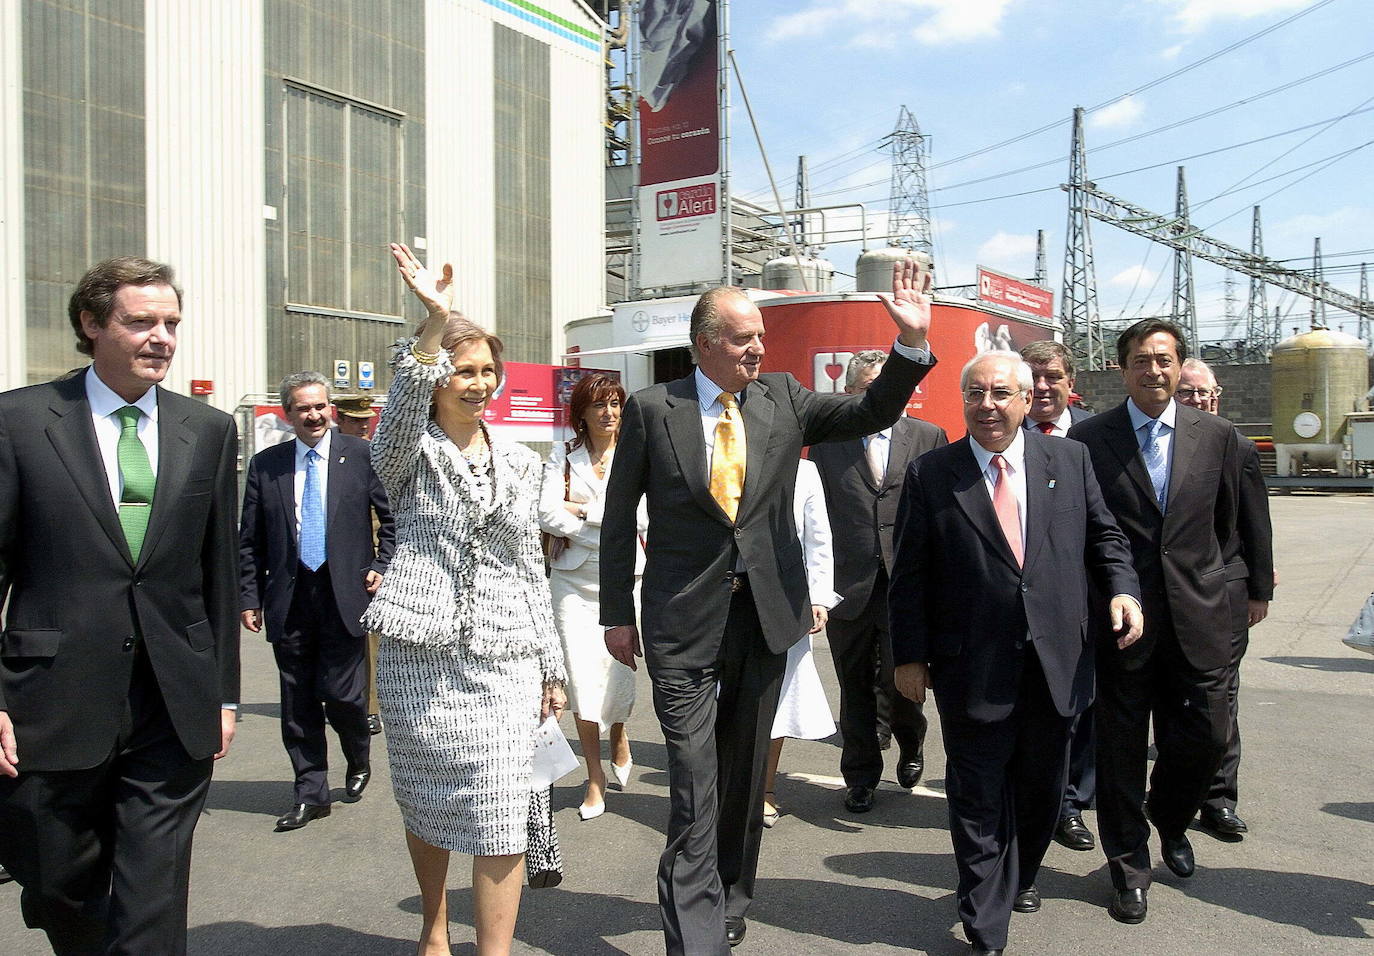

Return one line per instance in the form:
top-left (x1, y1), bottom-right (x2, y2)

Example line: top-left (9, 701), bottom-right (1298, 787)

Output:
top-left (531, 716), bottom-right (579, 788)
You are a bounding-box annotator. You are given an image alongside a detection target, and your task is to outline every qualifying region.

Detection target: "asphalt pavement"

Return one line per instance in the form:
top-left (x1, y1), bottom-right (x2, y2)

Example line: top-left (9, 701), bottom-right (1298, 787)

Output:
top-left (2, 493), bottom-right (1371, 954)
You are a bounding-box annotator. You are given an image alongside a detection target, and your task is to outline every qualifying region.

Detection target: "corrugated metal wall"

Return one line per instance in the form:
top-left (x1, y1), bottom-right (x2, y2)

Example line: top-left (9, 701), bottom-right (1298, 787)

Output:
top-left (145, 0), bottom-right (267, 412)
top-left (0, 1), bottom-right (23, 393)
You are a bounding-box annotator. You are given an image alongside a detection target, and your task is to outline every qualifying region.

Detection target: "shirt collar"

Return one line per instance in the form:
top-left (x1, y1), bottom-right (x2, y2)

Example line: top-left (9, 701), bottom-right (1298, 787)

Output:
top-left (1127, 397), bottom-right (1176, 433)
top-left (295, 428), bottom-right (332, 464)
top-left (694, 366), bottom-right (739, 408)
top-left (85, 367), bottom-right (158, 421)
top-left (969, 427), bottom-right (1026, 477)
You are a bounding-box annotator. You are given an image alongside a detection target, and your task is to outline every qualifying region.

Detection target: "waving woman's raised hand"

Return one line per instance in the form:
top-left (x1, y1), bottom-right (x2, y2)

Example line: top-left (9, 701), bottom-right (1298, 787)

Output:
top-left (390, 242), bottom-right (454, 318)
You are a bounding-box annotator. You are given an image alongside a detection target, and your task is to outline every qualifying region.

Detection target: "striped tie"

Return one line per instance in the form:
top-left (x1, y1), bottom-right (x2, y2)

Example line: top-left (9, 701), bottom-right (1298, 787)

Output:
top-left (115, 405), bottom-right (155, 561)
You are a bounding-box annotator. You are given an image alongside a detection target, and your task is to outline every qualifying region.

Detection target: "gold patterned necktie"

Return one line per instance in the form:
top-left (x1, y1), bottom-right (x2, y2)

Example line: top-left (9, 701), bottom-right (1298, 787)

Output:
top-left (709, 391), bottom-right (745, 522)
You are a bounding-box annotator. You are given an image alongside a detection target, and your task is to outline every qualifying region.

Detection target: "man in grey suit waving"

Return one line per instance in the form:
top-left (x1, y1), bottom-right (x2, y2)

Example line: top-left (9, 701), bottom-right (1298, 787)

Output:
top-left (602, 261), bottom-right (936, 953)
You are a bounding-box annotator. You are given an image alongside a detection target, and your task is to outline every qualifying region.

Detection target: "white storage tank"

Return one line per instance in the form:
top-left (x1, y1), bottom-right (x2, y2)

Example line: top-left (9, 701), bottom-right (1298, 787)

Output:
top-left (1271, 327), bottom-right (1369, 476)
top-left (762, 255), bottom-right (834, 293)
top-left (856, 246), bottom-right (933, 292)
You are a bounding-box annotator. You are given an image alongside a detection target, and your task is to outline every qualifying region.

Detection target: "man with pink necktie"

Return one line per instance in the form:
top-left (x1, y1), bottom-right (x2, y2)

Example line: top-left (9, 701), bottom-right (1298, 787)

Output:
top-left (889, 351), bottom-right (1141, 956)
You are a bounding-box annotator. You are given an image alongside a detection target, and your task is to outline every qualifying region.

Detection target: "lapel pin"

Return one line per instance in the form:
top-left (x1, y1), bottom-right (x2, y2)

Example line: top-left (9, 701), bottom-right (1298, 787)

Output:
top-left (1047, 479), bottom-right (1056, 489)
top-left (338, 456), bottom-right (346, 463)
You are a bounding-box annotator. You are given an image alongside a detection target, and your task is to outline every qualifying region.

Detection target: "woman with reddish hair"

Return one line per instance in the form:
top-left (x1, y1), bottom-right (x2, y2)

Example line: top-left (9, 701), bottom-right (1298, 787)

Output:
top-left (540, 372), bottom-right (646, 820)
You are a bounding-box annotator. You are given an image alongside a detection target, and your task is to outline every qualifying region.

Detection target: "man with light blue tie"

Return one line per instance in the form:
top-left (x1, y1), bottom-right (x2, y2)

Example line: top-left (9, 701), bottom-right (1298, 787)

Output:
top-left (1068, 318), bottom-right (1245, 926)
top-left (239, 372), bottom-right (394, 832)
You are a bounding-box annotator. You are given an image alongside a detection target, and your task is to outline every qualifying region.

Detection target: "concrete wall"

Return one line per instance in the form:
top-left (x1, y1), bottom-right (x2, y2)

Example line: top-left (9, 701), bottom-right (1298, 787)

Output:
top-left (1075, 362), bottom-right (1274, 428)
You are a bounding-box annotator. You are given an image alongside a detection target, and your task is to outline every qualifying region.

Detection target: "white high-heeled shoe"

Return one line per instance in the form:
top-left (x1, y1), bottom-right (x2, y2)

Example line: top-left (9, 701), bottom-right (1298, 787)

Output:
top-left (578, 801), bottom-right (606, 821)
top-left (611, 759), bottom-right (633, 789)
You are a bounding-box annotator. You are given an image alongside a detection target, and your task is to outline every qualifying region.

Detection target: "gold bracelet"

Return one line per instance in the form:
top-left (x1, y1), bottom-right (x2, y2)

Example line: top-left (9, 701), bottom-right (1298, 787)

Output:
top-left (411, 344), bottom-right (439, 366)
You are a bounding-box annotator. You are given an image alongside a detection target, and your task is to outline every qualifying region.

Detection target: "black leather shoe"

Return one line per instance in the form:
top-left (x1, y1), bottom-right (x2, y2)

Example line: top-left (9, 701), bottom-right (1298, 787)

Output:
top-left (969, 946), bottom-right (1004, 955)
top-left (725, 916), bottom-right (746, 947)
top-left (877, 731), bottom-right (893, 752)
top-left (343, 766), bottom-right (371, 803)
top-left (367, 714), bottom-right (383, 735)
top-left (844, 785), bottom-right (875, 813)
top-left (896, 747), bottom-right (924, 789)
top-left (1054, 813), bottom-right (1095, 851)
top-left (0, 864), bottom-right (13, 884)
top-left (275, 803), bottom-right (330, 831)
top-left (1160, 831), bottom-right (1195, 877)
top-left (1108, 887), bottom-right (1147, 924)
top-left (1012, 884), bottom-right (1041, 913)
top-left (1199, 806), bottom-right (1247, 837)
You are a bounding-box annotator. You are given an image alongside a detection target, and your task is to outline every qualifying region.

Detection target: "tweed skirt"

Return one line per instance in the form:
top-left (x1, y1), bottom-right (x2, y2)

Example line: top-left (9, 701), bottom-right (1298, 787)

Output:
top-left (377, 636), bottom-right (541, 855)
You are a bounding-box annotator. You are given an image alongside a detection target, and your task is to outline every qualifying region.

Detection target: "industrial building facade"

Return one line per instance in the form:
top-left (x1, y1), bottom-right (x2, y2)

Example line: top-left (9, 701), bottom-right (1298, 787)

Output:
top-left (0, 0), bottom-right (606, 412)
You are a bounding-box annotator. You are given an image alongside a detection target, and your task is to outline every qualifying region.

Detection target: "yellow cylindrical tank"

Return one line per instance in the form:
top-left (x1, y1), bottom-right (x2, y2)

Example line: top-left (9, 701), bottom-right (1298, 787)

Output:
top-left (1271, 328), bottom-right (1368, 474)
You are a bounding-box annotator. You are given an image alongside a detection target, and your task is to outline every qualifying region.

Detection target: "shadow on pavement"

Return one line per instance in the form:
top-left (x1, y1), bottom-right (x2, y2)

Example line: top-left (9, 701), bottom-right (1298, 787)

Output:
top-left (396, 887), bottom-right (662, 955)
top-left (1261, 655), bottom-right (1374, 673)
top-left (750, 877), bottom-right (966, 952)
top-left (1177, 868), bottom-right (1374, 938)
top-left (203, 779), bottom-right (298, 817)
top-left (190, 921), bottom-right (412, 955)
top-left (1321, 801), bottom-right (1374, 823)
top-left (237, 702), bottom-right (283, 719)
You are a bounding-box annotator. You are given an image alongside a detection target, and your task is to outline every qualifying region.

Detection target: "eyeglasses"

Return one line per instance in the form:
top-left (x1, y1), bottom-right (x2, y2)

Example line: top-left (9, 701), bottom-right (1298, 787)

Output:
top-left (1175, 387), bottom-right (1221, 399)
top-left (962, 388), bottom-right (1024, 406)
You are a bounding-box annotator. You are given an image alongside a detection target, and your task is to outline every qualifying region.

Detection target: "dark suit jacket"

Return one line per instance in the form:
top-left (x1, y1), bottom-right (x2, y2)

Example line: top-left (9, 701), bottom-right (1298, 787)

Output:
top-left (1069, 402), bottom-right (1242, 671)
top-left (0, 371), bottom-right (240, 771)
top-left (888, 432), bottom-right (1138, 722)
top-left (238, 432), bottom-right (394, 641)
top-left (601, 351), bottom-right (932, 670)
top-left (1024, 404), bottom-right (1093, 432)
top-left (809, 415), bottom-right (948, 619)
top-left (1222, 435), bottom-right (1274, 631)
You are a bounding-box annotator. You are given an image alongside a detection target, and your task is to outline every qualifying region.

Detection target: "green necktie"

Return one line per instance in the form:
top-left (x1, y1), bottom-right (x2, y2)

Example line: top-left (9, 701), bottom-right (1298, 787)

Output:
top-left (115, 405), bottom-right (155, 561)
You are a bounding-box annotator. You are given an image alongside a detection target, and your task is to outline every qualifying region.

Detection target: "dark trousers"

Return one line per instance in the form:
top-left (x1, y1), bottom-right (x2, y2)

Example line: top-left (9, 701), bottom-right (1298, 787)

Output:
top-left (1059, 705), bottom-right (1097, 817)
top-left (1096, 628), bottom-right (1230, 891)
top-left (0, 650), bottom-right (212, 955)
top-left (274, 563), bottom-right (370, 805)
top-left (1205, 579), bottom-right (1251, 813)
top-left (828, 573), bottom-right (927, 788)
top-left (649, 581), bottom-right (786, 956)
top-left (936, 649), bottom-right (1072, 952)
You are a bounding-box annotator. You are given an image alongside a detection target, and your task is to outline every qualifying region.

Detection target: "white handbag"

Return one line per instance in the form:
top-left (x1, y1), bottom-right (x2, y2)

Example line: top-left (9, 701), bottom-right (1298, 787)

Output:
top-left (1342, 593), bottom-right (1374, 656)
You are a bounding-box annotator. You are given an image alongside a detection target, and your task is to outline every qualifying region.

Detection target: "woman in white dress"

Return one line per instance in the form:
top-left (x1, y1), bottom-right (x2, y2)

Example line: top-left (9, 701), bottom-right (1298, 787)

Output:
top-left (539, 373), bottom-right (646, 820)
top-left (364, 243), bottom-right (567, 956)
top-left (762, 457), bottom-right (839, 825)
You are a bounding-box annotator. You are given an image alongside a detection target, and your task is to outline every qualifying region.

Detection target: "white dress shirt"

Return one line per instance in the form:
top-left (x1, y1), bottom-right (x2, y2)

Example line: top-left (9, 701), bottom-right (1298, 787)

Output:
top-left (968, 428), bottom-right (1028, 546)
top-left (1126, 397), bottom-right (1176, 491)
top-left (292, 429), bottom-right (332, 541)
top-left (1029, 406), bottom-right (1074, 437)
top-left (86, 368), bottom-right (160, 507)
top-left (863, 427), bottom-right (892, 480)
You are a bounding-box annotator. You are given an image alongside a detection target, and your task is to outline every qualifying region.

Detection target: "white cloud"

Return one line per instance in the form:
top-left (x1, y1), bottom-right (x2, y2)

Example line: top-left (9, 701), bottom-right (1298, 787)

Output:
top-left (1109, 265), bottom-right (1159, 288)
top-left (1086, 96), bottom-right (1145, 130)
top-left (1268, 206), bottom-right (1370, 251)
top-left (975, 231), bottom-right (1038, 271)
top-left (1159, 43), bottom-right (1185, 60)
top-left (768, 0), bottom-right (1017, 47)
top-left (1153, 0), bottom-right (1315, 33)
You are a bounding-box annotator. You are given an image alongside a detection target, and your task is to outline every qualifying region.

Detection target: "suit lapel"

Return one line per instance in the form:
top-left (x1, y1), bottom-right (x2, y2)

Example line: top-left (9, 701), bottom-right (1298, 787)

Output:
top-left (325, 436), bottom-right (346, 532)
top-left (1022, 435), bottom-right (1052, 571)
top-left (45, 377), bottom-right (133, 566)
top-left (1165, 405), bottom-right (1201, 520)
top-left (273, 441), bottom-right (300, 559)
top-left (662, 376), bottom-right (728, 525)
top-left (736, 378), bottom-right (775, 522)
top-left (137, 392), bottom-right (196, 566)
top-left (1104, 404), bottom-right (1160, 513)
top-left (948, 438), bottom-right (1020, 571)
top-left (882, 421), bottom-right (914, 492)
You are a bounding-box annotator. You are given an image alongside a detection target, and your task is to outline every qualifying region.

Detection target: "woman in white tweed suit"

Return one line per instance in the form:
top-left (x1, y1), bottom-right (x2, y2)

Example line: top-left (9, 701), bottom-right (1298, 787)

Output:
top-left (539, 372), bottom-right (647, 821)
top-left (364, 242), bottom-right (567, 956)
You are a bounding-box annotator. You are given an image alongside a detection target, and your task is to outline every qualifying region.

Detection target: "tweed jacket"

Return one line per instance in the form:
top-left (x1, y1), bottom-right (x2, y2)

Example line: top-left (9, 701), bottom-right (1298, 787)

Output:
top-left (362, 339), bottom-right (564, 682)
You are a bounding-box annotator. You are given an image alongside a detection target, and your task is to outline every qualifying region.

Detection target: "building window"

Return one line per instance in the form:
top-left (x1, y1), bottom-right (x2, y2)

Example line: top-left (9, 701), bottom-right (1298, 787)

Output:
top-left (282, 81), bottom-right (404, 318)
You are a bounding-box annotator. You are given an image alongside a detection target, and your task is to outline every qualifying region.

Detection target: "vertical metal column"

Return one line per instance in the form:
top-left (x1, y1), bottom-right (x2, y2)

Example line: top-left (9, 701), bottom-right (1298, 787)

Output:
top-left (1060, 107), bottom-right (1103, 368)
top-left (1246, 205), bottom-right (1269, 356)
top-left (1170, 166), bottom-right (1198, 355)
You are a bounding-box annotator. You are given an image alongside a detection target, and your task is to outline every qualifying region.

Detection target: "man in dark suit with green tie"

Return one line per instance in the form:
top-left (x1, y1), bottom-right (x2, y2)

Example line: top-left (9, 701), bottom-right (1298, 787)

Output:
top-left (0, 257), bottom-right (240, 954)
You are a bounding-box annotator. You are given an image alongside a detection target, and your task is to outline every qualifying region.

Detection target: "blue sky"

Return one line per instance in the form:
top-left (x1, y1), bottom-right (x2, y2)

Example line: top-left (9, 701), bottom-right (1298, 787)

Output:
top-left (720, 0), bottom-right (1373, 342)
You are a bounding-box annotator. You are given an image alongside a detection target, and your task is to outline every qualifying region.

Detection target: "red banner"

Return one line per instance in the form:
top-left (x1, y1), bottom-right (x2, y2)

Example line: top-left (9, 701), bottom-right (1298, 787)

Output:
top-left (977, 266), bottom-right (1054, 320)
